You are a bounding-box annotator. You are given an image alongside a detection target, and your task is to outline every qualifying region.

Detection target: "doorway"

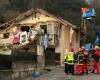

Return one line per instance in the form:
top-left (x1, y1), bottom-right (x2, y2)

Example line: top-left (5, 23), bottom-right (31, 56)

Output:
top-left (44, 48), bottom-right (60, 66)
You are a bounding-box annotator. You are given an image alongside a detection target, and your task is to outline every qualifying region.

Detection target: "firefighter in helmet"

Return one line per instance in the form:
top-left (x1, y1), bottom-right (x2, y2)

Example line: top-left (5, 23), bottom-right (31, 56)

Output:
top-left (64, 48), bottom-right (69, 74)
top-left (83, 47), bottom-right (90, 74)
top-left (67, 48), bottom-right (75, 75)
top-left (76, 48), bottom-right (84, 75)
top-left (91, 46), bottom-right (100, 74)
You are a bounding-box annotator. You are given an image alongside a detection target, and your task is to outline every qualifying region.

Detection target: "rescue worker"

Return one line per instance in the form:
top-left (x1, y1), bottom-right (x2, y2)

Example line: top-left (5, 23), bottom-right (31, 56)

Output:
top-left (64, 49), bottom-right (69, 74)
top-left (83, 49), bottom-right (90, 74)
top-left (92, 46), bottom-right (100, 74)
top-left (67, 48), bottom-right (75, 75)
top-left (76, 48), bottom-right (84, 75)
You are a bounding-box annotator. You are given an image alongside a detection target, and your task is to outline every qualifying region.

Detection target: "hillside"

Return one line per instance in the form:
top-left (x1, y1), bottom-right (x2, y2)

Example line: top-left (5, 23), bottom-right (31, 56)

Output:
top-left (0, 0), bottom-right (100, 26)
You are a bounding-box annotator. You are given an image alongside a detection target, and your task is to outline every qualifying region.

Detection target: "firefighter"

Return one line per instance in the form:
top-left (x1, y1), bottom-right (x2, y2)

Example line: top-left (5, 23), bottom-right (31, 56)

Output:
top-left (64, 49), bottom-right (69, 74)
top-left (92, 46), bottom-right (100, 74)
top-left (83, 49), bottom-right (90, 74)
top-left (67, 48), bottom-right (75, 75)
top-left (76, 48), bottom-right (84, 75)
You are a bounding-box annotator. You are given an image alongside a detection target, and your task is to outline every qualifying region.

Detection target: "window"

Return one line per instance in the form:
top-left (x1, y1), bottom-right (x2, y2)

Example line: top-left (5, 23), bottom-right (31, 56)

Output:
top-left (21, 26), bottom-right (30, 32)
top-left (53, 23), bottom-right (59, 35)
top-left (3, 32), bottom-right (9, 39)
top-left (40, 25), bottom-right (47, 34)
top-left (47, 23), bottom-right (53, 34)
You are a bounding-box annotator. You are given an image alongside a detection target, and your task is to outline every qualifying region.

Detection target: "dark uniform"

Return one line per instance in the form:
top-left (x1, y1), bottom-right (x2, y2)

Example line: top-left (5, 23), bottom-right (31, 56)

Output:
top-left (92, 48), bottom-right (100, 74)
top-left (64, 54), bottom-right (68, 74)
top-left (76, 51), bottom-right (84, 75)
top-left (83, 50), bottom-right (90, 74)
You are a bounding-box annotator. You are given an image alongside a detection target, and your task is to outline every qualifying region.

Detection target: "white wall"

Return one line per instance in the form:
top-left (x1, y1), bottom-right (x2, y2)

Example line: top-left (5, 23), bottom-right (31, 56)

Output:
top-left (55, 25), bottom-right (70, 65)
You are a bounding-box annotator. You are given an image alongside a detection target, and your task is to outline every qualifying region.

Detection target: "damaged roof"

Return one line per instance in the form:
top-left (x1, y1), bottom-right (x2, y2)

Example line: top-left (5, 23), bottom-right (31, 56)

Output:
top-left (0, 8), bottom-right (79, 30)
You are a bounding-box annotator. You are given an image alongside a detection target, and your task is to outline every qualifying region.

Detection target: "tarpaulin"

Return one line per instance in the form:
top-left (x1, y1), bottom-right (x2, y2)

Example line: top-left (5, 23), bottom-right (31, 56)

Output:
top-left (43, 34), bottom-right (48, 49)
top-left (13, 32), bottom-right (20, 44)
top-left (20, 31), bottom-right (29, 45)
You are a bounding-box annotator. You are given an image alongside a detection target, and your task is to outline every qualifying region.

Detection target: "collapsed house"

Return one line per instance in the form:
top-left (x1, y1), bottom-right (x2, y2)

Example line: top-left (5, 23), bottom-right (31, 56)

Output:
top-left (0, 8), bottom-right (80, 79)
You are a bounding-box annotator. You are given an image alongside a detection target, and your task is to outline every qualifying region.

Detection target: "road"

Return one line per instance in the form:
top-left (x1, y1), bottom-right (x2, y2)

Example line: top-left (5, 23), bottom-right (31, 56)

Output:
top-left (25, 66), bottom-right (100, 80)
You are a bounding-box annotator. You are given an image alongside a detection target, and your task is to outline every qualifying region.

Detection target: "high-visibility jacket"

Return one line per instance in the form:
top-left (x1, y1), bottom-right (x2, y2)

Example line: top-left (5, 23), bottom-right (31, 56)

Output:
top-left (67, 52), bottom-right (74, 65)
top-left (64, 49), bottom-right (69, 64)
top-left (64, 55), bottom-right (68, 64)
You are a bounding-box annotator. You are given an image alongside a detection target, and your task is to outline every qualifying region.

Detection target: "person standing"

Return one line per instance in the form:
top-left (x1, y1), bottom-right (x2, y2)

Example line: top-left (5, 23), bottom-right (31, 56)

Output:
top-left (64, 49), bottom-right (69, 74)
top-left (92, 46), bottom-right (100, 74)
top-left (83, 49), bottom-right (90, 74)
top-left (76, 48), bottom-right (84, 75)
top-left (67, 48), bottom-right (75, 75)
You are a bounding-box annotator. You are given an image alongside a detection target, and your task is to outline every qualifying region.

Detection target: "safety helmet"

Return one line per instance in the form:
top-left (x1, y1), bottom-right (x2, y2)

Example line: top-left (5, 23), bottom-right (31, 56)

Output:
top-left (69, 48), bottom-right (74, 52)
top-left (78, 48), bottom-right (83, 51)
top-left (84, 50), bottom-right (89, 55)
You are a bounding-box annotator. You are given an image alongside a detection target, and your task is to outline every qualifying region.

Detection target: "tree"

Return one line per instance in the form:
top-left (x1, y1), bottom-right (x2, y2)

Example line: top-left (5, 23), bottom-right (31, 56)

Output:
top-left (9, 0), bottom-right (32, 11)
top-left (40, 0), bottom-right (82, 26)
top-left (0, 15), bottom-right (5, 24)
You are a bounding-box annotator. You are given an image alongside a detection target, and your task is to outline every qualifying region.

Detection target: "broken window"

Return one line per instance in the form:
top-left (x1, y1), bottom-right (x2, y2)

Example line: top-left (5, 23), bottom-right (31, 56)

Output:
top-left (40, 25), bottom-right (47, 34)
top-left (20, 26), bottom-right (30, 32)
top-left (3, 32), bottom-right (10, 39)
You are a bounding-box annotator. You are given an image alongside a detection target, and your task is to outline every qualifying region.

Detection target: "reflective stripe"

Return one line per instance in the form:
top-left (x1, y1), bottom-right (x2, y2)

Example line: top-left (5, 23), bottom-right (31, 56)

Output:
top-left (68, 60), bottom-right (74, 64)
top-left (64, 62), bottom-right (68, 64)
top-left (64, 59), bottom-right (68, 64)
top-left (77, 53), bottom-right (84, 65)
top-left (77, 63), bottom-right (83, 65)
top-left (78, 61), bottom-right (83, 65)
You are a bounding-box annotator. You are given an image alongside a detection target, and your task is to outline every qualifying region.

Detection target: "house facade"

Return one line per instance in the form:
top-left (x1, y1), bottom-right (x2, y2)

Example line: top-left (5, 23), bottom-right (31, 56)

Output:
top-left (0, 8), bottom-right (80, 68)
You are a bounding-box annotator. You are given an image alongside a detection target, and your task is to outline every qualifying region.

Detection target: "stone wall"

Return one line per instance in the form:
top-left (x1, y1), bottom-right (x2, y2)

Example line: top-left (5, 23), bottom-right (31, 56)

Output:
top-left (0, 62), bottom-right (35, 80)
